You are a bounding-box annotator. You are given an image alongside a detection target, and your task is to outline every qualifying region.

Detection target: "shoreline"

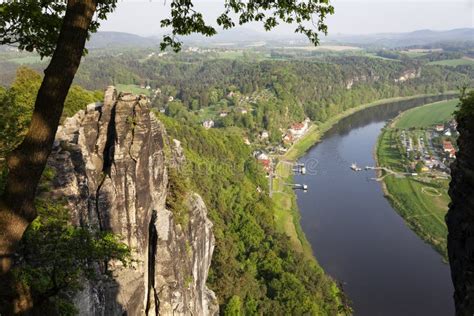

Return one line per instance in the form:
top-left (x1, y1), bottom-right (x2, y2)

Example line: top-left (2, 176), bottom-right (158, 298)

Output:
top-left (272, 92), bottom-right (457, 257)
top-left (373, 107), bottom-right (452, 261)
top-left (270, 92), bottom-right (457, 311)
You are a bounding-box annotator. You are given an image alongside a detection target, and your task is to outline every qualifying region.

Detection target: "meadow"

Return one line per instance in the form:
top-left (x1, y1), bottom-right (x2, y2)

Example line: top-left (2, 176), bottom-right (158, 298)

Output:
top-left (394, 99), bottom-right (459, 129)
top-left (377, 111), bottom-right (454, 259)
top-left (115, 83), bottom-right (150, 96)
top-left (428, 58), bottom-right (474, 67)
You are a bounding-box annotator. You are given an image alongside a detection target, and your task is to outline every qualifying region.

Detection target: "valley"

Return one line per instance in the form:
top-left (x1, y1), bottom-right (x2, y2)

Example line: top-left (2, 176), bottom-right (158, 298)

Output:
top-left (0, 24), bottom-right (473, 314)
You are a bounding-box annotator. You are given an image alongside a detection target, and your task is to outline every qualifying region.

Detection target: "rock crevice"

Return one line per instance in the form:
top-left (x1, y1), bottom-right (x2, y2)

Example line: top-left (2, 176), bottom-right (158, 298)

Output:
top-left (47, 87), bottom-right (218, 315)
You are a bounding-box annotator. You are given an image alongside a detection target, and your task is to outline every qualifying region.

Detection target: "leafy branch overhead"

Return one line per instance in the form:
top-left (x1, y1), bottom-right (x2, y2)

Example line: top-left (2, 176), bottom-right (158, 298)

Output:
top-left (161, 0), bottom-right (334, 51)
top-left (0, 0), bottom-right (118, 57)
top-left (0, 0), bottom-right (334, 56)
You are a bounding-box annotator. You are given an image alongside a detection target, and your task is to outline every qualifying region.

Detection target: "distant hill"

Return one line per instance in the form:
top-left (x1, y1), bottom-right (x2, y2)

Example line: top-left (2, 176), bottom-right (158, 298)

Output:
top-left (177, 27), bottom-right (474, 48)
top-left (8, 28), bottom-right (472, 51)
top-left (87, 31), bottom-right (158, 49)
top-left (327, 28), bottom-right (474, 48)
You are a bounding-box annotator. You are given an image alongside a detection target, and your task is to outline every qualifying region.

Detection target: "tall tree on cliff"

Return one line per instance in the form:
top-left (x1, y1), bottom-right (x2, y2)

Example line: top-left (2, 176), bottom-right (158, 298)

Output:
top-left (447, 90), bottom-right (474, 316)
top-left (0, 0), bottom-right (334, 312)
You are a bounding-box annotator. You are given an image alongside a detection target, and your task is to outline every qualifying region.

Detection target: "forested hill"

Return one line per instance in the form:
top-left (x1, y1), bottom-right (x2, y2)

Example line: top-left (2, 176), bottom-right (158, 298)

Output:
top-left (159, 114), bottom-right (348, 314)
top-left (71, 53), bottom-right (473, 141)
top-left (0, 67), bottom-right (348, 315)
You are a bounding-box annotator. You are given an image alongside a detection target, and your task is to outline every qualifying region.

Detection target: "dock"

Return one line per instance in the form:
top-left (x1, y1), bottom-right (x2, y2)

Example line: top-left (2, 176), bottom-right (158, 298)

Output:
top-left (293, 163), bottom-right (306, 175)
top-left (292, 184), bottom-right (308, 191)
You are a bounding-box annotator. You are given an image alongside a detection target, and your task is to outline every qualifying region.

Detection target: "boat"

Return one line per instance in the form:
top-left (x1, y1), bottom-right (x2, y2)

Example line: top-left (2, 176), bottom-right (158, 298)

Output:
top-left (351, 163), bottom-right (362, 171)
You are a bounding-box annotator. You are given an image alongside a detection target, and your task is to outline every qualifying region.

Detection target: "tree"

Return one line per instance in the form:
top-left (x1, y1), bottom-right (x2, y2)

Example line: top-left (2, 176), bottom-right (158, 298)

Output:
top-left (0, 0), bottom-right (334, 312)
top-left (446, 91), bottom-right (474, 315)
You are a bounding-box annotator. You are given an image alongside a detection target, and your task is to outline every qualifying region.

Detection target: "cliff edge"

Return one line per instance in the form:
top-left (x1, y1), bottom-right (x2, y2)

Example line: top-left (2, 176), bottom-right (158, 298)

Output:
top-left (447, 92), bottom-right (474, 315)
top-left (46, 86), bottom-right (218, 315)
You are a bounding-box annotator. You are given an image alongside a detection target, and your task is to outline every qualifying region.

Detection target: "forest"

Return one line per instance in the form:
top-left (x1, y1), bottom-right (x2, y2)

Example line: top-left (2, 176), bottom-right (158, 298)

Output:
top-left (64, 51), bottom-right (474, 142)
top-left (0, 49), bottom-right (473, 314)
top-left (160, 114), bottom-right (348, 314)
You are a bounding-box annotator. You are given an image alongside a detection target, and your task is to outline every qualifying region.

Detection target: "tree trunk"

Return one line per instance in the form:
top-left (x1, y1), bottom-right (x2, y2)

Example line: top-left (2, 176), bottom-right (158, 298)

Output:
top-left (0, 0), bottom-right (98, 313)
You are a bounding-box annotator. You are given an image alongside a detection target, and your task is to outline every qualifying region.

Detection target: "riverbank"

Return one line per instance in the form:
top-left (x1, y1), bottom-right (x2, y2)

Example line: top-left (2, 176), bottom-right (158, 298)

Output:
top-left (374, 100), bottom-right (458, 260)
top-left (272, 92), bottom-right (457, 258)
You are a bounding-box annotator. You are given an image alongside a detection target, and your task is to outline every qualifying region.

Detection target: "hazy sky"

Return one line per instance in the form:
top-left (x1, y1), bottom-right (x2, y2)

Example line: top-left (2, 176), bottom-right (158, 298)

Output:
top-left (100, 0), bottom-right (473, 36)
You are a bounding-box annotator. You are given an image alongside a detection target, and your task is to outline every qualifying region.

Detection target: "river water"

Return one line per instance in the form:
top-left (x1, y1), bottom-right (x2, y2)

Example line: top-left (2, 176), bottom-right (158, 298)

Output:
top-left (294, 96), bottom-right (455, 315)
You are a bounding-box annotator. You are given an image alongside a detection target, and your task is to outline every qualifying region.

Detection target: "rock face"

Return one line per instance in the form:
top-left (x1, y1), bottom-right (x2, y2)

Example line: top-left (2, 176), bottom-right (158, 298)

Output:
top-left (394, 68), bottom-right (421, 82)
top-left (47, 87), bottom-right (218, 315)
top-left (446, 95), bottom-right (474, 315)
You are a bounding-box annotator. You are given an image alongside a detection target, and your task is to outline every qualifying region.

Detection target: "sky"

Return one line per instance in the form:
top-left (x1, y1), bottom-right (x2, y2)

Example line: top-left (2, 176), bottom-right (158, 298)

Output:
top-left (99, 0), bottom-right (474, 37)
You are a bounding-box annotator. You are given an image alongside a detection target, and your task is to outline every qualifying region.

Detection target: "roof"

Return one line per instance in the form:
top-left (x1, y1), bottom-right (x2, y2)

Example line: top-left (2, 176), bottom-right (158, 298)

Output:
top-left (259, 159), bottom-right (271, 168)
top-left (291, 123), bottom-right (305, 130)
top-left (443, 141), bottom-right (454, 151)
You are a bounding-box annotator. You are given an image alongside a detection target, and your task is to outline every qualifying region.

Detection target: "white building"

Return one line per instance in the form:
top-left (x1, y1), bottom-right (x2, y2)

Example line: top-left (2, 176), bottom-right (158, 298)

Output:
top-left (256, 152), bottom-right (269, 161)
top-left (289, 119), bottom-right (309, 138)
top-left (203, 120), bottom-right (214, 129)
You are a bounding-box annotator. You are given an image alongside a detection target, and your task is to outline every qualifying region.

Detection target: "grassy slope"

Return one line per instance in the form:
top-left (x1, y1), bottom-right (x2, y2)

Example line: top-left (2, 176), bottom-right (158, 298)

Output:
top-left (115, 83), bottom-right (150, 95)
top-left (428, 58), bottom-right (474, 67)
top-left (272, 93), bottom-right (455, 259)
top-left (394, 99), bottom-right (459, 129)
top-left (376, 129), bottom-right (450, 259)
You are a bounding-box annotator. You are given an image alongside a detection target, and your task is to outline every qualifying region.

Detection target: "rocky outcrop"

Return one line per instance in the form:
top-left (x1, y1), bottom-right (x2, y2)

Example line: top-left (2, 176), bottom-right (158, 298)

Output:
top-left (47, 87), bottom-right (218, 315)
top-left (446, 93), bottom-right (474, 315)
top-left (394, 68), bottom-right (421, 82)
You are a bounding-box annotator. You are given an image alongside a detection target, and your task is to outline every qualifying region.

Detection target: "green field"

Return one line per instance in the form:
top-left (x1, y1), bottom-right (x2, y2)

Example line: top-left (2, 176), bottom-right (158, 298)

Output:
top-left (376, 129), bottom-right (450, 259)
top-left (401, 51), bottom-right (428, 58)
top-left (394, 99), bottom-right (459, 129)
top-left (115, 84), bottom-right (150, 96)
top-left (7, 55), bottom-right (46, 65)
top-left (428, 58), bottom-right (474, 67)
top-left (377, 96), bottom-right (457, 259)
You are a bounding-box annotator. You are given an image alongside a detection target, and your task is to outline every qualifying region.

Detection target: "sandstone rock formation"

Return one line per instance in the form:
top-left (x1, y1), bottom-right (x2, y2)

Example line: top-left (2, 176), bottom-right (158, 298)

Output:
top-left (394, 68), bottom-right (421, 82)
top-left (446, 93), bottom-right (474, 315)
top-left (46, 87), bottom-right (218, 315)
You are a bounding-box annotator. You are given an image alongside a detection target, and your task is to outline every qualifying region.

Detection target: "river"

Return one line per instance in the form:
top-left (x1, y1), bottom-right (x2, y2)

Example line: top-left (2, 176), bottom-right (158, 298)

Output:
top-left (294, 95), bottom-right (455, 315)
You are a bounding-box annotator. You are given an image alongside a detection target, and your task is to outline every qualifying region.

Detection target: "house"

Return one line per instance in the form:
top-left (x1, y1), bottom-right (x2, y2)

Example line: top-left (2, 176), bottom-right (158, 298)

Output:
top-left (219, 111), bottom-right (229, 117)
top-left (289, 120), bottom-right (309, 138)
top-left (444, 129), bottom-right (452, 137)
top-left (277, 146), bottom-right (288, 153)
top-left (256, 152), bottom-right (269, 161)
top-left (443, 140), bottom-right (454, 153)
top-left (203, 120), bottom-right (214, 129)
top-left (435, 124), bottom-right (444, 132)
top-left (237, 108), bottom-right (248, 115)
top-left (283, 133), bottom-right (294, 144)
top-left (260, 130), bottom-right (269, 139)
top-left (449, 149), bottom-right (457, 159)
top-left (258, 159), bottom-right (272, 173)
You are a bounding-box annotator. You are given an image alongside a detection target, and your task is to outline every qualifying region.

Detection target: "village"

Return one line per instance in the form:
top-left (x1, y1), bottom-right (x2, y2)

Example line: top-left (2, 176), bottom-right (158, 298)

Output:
top-left (396, 119), bottom-right (458, 176)
top-left (249, 118), bottom-right (311, 175)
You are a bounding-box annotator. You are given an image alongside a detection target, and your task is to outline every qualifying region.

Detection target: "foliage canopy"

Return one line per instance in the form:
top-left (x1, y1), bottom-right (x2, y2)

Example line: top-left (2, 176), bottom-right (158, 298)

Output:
top-left (0, 0), bottom-right (334, 55)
